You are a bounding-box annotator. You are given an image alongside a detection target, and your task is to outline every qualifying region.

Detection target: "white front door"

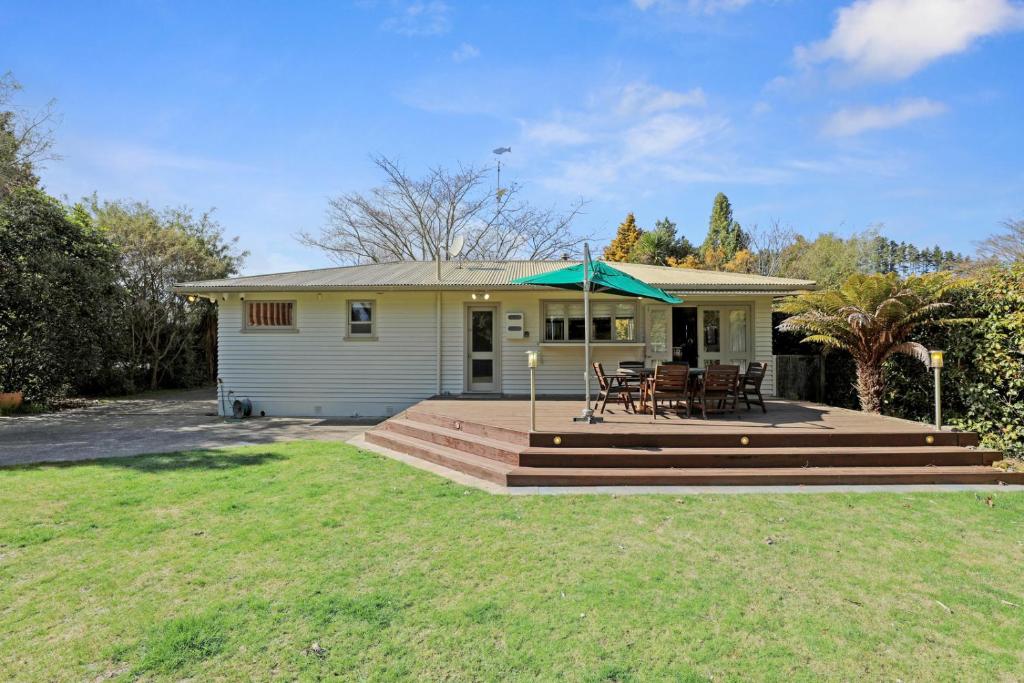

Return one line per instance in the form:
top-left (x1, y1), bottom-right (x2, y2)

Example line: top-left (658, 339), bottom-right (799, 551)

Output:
top-left (467, 306), bottom-right (499, 392)
top-left (698, 306), bottom-right (751, 370)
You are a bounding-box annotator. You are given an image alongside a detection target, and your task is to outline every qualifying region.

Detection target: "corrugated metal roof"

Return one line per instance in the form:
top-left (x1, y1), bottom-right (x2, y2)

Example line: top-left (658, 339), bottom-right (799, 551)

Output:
top-left (175, 260), bottom-right (815, 292)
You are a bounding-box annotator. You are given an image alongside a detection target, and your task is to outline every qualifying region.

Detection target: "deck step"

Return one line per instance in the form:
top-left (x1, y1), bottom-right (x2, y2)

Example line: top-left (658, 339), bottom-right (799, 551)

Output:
top-left (403, 409), bottom-right (529, 446)
top-left (527, 430), bottom-right (979, 449)
top-left (519, 446), bottom-right (1001, 468)
top-left (506, 465), bottom-right (1024, 487)
top-left (381, 418), bottom-right (521, 464)
top-left (364, 428), bottom-right (512, 485)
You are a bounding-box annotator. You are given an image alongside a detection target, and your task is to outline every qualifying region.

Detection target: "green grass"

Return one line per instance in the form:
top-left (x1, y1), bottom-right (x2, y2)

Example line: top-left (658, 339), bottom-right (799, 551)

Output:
top-left (2, 442), bottom-right (1023, 681)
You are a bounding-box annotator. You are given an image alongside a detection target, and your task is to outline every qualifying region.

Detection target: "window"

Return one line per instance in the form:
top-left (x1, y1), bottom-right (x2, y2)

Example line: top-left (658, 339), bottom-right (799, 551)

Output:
top-left (245, 301), bottom-right (295, 330)
top-left (348, 300), bottom-right (375, 337)
top-left (543, 301), bottom-right (636, 342)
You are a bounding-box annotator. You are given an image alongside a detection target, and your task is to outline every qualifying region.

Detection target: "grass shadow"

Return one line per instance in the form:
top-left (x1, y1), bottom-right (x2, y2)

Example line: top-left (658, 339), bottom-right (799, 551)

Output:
top-left (3, 449), bottom-right (287, 473)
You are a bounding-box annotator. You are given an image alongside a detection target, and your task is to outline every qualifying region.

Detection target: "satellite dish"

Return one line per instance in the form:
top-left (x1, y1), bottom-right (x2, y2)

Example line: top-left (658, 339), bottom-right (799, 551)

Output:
top-left (449, 233), bottom-right (465, 258)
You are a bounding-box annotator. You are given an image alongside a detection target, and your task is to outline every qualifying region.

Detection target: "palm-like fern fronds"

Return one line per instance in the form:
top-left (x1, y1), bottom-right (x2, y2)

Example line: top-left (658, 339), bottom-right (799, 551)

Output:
top-left (776, 271), bottom-right (962, 412)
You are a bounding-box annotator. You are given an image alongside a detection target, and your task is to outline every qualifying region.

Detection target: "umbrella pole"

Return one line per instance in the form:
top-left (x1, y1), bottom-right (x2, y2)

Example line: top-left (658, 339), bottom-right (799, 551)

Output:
top-left (575, 243), bottom-right (600, 423)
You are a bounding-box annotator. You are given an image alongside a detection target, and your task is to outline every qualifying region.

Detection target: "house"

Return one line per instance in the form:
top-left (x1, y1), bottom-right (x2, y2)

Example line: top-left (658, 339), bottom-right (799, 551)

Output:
top-left (175, 260), bottom-right (815, 417)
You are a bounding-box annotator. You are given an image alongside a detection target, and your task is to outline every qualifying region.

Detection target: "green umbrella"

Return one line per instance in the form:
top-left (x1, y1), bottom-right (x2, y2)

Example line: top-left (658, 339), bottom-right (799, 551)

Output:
top-left (512, 257), bottom-right (682, 305)
top-left (512, 244), bottom-right (683, 422)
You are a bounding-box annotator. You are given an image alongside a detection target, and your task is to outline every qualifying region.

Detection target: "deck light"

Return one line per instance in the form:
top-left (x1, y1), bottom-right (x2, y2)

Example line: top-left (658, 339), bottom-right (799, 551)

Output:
top-left (930, 350), bottom-right (945, 431)
top-left (186, 295), bottom-right (197, 303)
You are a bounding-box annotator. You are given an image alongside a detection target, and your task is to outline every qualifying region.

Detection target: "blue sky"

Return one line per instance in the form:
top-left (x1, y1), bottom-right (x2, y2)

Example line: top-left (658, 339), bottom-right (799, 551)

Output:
top-left (4, 0), bottom-right (1023, 274)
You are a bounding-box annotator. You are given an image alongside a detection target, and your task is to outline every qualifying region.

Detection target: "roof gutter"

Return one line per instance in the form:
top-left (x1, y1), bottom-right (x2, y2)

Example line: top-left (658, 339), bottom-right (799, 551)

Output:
top-left (173, 283), bottom-right (816, 295)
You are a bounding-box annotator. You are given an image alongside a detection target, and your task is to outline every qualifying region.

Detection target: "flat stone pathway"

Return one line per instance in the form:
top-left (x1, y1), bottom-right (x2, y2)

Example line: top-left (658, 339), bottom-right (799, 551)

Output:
top-left (0, 387), bottom-right (378, 467)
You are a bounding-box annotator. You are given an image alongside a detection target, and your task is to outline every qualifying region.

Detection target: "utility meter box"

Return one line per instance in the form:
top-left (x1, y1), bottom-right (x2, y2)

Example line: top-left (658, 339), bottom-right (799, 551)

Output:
top-left (505, 311), bottom-right (526, 339)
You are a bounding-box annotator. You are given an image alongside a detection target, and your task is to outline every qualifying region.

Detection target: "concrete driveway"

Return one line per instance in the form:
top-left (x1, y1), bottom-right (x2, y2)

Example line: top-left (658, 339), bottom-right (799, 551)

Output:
top-left (0, 387), bottom-right (379, 467)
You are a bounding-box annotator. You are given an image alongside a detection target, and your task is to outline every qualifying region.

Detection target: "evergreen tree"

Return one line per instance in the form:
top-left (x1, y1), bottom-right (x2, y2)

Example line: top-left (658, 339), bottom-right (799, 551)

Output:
top-left (603, 212), bottom-right (643, 262)
top-left (700, 193), bottom-right (747, 264)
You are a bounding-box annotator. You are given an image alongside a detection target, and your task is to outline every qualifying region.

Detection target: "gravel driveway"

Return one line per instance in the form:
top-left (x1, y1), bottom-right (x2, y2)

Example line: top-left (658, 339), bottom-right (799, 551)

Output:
top-left (0, 387), bottom-right (379, 467)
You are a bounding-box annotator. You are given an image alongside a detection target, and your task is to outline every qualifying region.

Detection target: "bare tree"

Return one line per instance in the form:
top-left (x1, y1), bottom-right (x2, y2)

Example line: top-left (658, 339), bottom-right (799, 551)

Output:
top-left (976, 218), bottom-right (1024, 264)
top-left (747, 219), bottom-right (798, 277)
top-left (0, 72), bottom-right (61, 197)
top-left (298, 155), bottom-right (589, 263)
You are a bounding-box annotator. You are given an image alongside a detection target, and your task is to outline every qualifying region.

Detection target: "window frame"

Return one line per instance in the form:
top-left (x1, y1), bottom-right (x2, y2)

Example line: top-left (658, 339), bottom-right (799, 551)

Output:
top-left (242, 299), bottom-right (298, 333)
top-left (346, 299), bottom-right (377, 340)
top-left (541, 300), bottom-right (638, 343)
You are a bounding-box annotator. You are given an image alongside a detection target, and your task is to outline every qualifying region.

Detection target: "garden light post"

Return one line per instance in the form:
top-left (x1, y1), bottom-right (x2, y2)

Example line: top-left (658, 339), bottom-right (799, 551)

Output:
top-left (930, 350), bottom-right (944, 431)
top-left (527, 351), bottom-right (539, 432)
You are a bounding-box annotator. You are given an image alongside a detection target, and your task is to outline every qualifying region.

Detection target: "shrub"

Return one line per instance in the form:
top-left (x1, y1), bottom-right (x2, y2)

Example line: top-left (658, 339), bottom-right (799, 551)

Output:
top-left (882, 265), bottom-right (1024, 457)
top-left (0, 189), bottom-right (119, 404)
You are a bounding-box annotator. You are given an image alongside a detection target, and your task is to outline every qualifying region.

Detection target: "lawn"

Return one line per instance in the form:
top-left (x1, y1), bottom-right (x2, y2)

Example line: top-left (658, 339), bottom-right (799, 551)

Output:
top-left (2, 443), bottom-right (1023, 682)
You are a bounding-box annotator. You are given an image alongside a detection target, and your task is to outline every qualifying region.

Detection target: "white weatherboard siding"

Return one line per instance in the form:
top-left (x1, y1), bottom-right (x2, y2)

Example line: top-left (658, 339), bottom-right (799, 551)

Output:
top-left (218, 291), bottom-right (439, 417)
top-left (216, 290), bottom-right (776, 417)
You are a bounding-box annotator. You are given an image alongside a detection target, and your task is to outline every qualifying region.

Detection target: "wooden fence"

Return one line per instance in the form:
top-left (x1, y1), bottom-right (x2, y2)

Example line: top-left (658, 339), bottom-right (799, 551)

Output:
top-left (774, 355), bottom-right (825, 403)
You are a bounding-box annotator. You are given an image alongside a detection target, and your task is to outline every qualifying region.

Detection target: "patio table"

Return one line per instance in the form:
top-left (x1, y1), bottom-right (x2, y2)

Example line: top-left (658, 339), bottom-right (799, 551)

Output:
top-left (630, 367), bottom-right (704, 415)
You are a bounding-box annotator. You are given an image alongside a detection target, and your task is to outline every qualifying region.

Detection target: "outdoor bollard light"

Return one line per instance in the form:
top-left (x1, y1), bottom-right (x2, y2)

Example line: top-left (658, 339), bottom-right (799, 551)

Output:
top-left (929, 350), bottom-right (945, 431)
top-left (527, 351), bottom-right (539, 432)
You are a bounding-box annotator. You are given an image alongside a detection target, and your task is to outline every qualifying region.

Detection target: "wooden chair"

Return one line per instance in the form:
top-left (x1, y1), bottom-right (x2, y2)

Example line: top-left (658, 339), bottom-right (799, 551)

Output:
top-left (648, 364), bottom-right (691, 420)
top-left (593, 362), bottom-right (640, 414)
top-left (741, 361), bottom-right (768, 413)
top-left (691, 365), bottom-right (740, 419)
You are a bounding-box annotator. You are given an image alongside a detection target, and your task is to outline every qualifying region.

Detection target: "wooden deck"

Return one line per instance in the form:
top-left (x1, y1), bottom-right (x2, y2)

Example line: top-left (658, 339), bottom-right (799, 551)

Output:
top-left (364, 398), bottom-right (1021, 487)
top-left (417, 398), bottom-right (956, 434)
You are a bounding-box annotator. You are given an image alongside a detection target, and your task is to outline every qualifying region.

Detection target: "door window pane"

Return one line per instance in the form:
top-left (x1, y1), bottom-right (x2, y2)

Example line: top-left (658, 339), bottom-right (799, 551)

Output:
top-left (471, 359), bottom-right (493, 384)
top-left (648, 308), bottom-right (668, 354)
top-left (728, 309), bottom-right (748, 353)
top-left (471, 311), bottom-right (493, 352)
top-left (703, 310), bottom-right (721, 352)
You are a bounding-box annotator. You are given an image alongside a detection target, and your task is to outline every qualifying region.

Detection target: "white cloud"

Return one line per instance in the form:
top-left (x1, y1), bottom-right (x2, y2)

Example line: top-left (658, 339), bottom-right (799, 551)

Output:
top-left (797, 0), bottom-right (1024, 80)
top-left (823, 98), bottom-right (947, 137)
top-left (451, 42), bottom-right (480, 62)
top-left (617, 83), bottom-right (706, 116)
top-left (523, 121), bottom-right (593, 146)
top-left (521, 80), bottom-right (712, 150)
top-left (381, 1), bottom-right (452, 36)
top-left (632, 0), bottom-right (755, 14)
top-left (71, 140), bottom-right (255, 174)
top-left (517, 80), bottom-right (737, 194)
top-left (624, 113), bottom-right (720, 157)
